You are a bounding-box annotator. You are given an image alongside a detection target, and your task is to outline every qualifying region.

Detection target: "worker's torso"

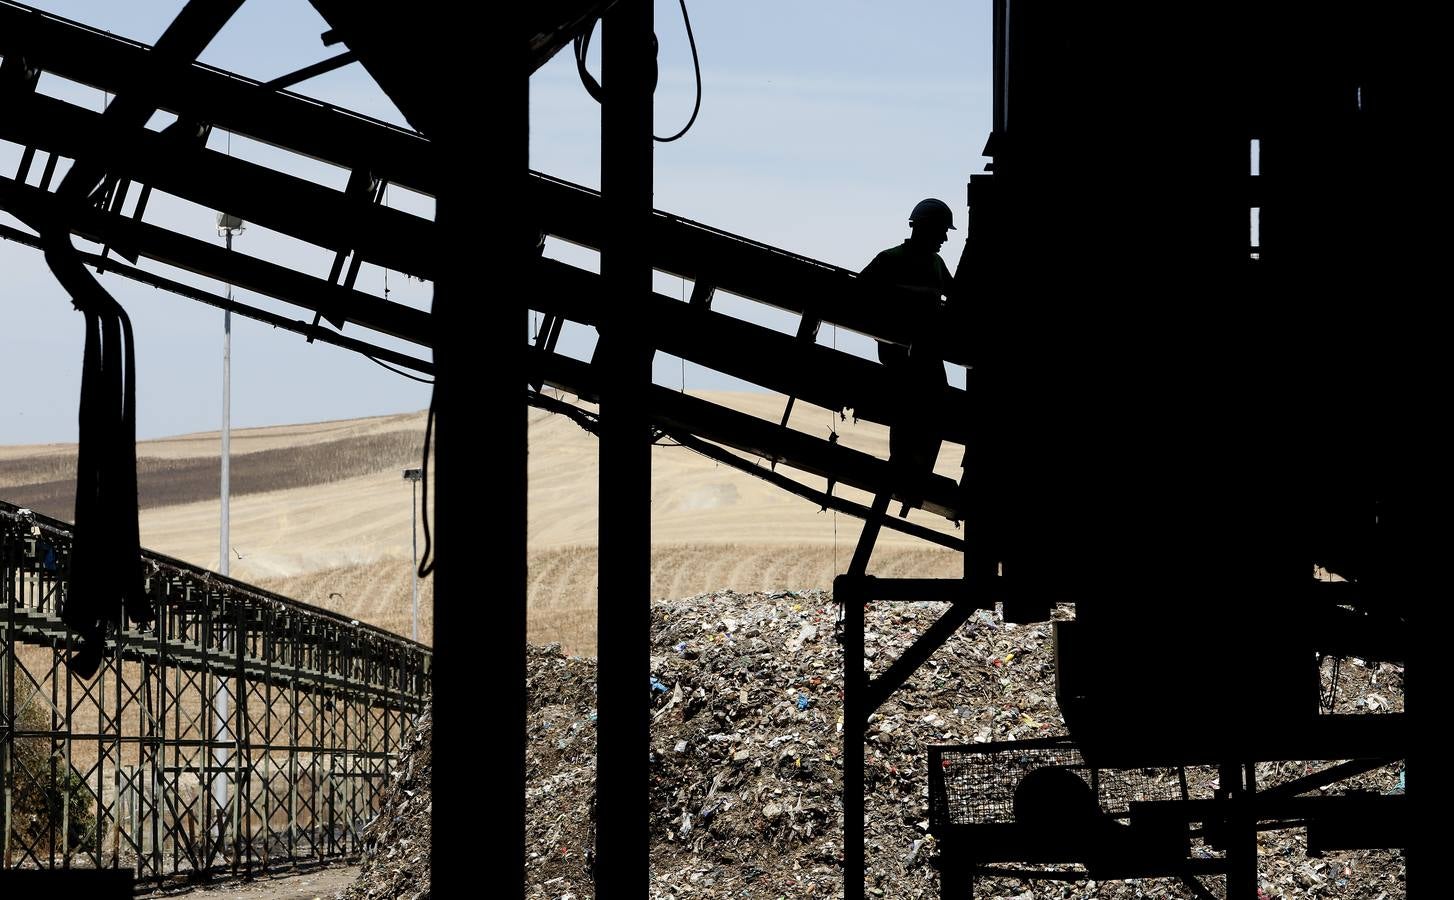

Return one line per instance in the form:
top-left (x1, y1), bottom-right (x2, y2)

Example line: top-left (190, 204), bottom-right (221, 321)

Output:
top-left (863, 241), bottom-right (954, 297)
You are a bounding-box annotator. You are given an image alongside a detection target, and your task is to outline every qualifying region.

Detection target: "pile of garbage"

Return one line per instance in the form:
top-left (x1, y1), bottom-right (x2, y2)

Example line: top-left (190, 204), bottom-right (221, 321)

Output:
top-left (344, 708), bottom-right (433, 900)
top-left (522, 589), bottom-right (1404, 900)
top-left (526, 644), bottom-right (604, 895)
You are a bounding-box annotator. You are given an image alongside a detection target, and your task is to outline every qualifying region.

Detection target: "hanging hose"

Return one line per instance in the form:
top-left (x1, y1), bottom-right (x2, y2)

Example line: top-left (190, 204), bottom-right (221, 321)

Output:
top-left (416, 396), bottom-right (436, 578)
top-left (653, 0), bottom-right (702, 143)
top-left (41, 229), bottom-right (152, 678)
top-left (573, 0), bottom-right (704, 142)
top-left (39, 132), bottom-right (152, 678)
top-left (15, 0), bottom-right (242, 677)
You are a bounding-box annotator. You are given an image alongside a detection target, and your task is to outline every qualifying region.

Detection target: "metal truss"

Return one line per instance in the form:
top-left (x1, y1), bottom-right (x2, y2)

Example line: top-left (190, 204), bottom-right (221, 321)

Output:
top-left (0, 0), bottom-right (970, 516)
top-left (1, 500), bottom-right (431, 884)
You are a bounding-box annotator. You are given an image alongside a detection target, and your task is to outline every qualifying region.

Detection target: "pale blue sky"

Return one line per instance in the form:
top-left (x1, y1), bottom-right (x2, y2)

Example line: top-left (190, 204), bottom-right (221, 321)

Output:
top-left (0, 0), bottom-right (990, 444)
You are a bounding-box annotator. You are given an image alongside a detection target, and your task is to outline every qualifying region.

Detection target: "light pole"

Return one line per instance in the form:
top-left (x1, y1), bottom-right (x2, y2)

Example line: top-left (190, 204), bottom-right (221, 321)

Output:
top-left (214, 211), bottom-right (244, 841)
top-left (403, 467), bottom-right (422, 642)
top-left (218, 211), bottom-right (244, 581)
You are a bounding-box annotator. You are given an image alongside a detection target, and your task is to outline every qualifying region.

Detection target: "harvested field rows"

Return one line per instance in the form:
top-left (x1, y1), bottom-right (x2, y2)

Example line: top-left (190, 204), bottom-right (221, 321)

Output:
top-left (257, 544), bottom-right (958, 655)
top-left (257, 561), bottom-right (436, 647)
top-left (2, 431), bottom-right (425, 521)
top-left (528, 543), bottom-right (961, 655)
top-left (2, 395), bottom-right (968, 652)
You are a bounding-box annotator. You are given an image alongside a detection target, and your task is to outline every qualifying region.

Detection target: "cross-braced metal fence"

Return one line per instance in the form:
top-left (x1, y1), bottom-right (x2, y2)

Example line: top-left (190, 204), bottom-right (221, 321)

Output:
top-left (0, 499), bottom-right (431, 884)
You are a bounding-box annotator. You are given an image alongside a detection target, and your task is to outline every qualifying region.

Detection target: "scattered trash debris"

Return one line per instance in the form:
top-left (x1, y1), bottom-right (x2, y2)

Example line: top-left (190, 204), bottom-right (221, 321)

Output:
top-left (470, 594), bottom-right (1402, 900)
top-left (343, 708), bottom-right (432, 900)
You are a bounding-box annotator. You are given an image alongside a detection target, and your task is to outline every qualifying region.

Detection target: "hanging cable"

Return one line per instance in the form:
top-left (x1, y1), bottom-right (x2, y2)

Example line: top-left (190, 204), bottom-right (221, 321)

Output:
top-left (654, 0), bottom-right (702, 142)
top-left (573, 0), bottom-right (703, 142)
top-left (366, 355), bottom-right (434, 383)
top-left (832, 323), bottom-right (839, 579)
top-left (36, 93), bottom-right (155, 676)
top-left (382, 185), bottom-right (392, 300)
top-left (362, 185), bottom-right (431, 384)
top-left (416, 397), bottom-right (435, 577)
top-left (573, 23), bottom-right (603, 102)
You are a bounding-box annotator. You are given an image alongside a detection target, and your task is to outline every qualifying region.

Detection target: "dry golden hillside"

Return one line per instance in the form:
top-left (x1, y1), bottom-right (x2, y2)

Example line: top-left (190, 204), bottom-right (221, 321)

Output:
top-left (2, 393), bottom-right (963, 653)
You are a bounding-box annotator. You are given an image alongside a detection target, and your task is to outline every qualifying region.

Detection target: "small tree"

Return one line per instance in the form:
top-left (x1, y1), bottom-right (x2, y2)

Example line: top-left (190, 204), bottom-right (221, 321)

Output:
top-left (6, 678), bottom-right (98, 855)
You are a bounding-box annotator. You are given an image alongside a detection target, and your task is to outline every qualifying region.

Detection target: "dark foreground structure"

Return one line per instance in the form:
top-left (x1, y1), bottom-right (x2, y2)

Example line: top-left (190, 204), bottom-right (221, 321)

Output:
top-left (0, 1), bottom-right (1428, 897)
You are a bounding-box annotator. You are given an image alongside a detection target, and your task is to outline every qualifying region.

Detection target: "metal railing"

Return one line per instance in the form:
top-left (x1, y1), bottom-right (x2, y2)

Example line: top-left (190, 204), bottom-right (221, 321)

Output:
top-left (0, 499), bottom-right (431, 884)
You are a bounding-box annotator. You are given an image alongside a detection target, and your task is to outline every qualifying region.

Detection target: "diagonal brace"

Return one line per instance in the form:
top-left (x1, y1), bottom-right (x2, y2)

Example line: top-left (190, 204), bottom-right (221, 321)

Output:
top-left (863, 598), bottom-right (981, 718)
top-left (1256, 758), bottom-right (1399, 802)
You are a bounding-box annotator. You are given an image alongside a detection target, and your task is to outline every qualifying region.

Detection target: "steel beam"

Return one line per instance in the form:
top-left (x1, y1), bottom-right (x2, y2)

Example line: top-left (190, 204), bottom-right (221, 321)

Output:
top-left (594, 2), bottom-right (653, 895)
top-left (0, 177), bottom-right (429, 346)
top-left (0, 222), bottom-right (432, 374)
top-left (3, 4), bottom-right (967, 366)
top-left (422, 2), bottom-right (528, 898)
top-left (0, 1), bottom-right (437, 195)
top-left (528, 1), bottom-right (620, 72)
top-left (0, 91), bottom-right (435, 279)
top-left (528, 390), bottom-right (965, 549)
top-left (536, 351), bottom-right (964, 520)
top-left (301, 1), bottom-right (443, 136)
top-left (262, 51), bottom-right (359, 91)
top-left (0, 4), bottom-right (968, 364)
top-left (531, 258), bottom-right (969, 444)
top-left (862, 601), bottom-right (981, 717)
top-left (531, 172), bottom-right (972, 362)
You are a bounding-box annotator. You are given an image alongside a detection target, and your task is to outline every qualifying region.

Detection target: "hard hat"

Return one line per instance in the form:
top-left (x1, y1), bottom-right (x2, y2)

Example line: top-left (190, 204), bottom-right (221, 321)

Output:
top-left (909, 198), bottom-right (956, 230)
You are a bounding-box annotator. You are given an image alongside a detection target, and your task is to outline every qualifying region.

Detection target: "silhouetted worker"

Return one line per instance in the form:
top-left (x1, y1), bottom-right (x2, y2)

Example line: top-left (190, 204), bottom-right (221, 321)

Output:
top-left (860, 198), bottom-right (955, 514)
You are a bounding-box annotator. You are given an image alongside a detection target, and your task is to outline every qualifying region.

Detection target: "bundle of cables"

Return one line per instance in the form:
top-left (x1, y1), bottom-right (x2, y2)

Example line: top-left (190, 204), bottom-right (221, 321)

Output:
top-left (36, 138), bottom-right (155, 679)
top-left (16, 0), bottom-right (250, 678)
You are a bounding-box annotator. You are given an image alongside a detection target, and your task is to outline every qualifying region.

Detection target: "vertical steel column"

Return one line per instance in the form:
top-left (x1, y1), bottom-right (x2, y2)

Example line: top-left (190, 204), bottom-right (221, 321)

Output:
top-left (2, 551), bottom-right (11, 871)
top-left (112, 624), bottom-right (123, 868)
top-left (292, 640), bottom-right (299, 856)
top-left (1219, 761), bottom-right (1257, 899)
top-left (53, 633), bottom-right (62, 866)
top-left (956, 364), bottom-right (992, 900)
top-left (841, 490), bottom-right (889, 900)
top-left (263, 622), bottom-right (273, 870)
top-left (410, 478), bottom-right (419, 642)
top-left (149, 604), bottom-right (163, 877)
top-left (595, 1), bottom-right (654, 896)
top-left (231, 603), bottom-right (244, 872)
top-left (430, 4), bottom-right (528, 897)
top-left (325, 685), bottom-right (336, 858)
top-left (841, 577), bottom-right (866, 900)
